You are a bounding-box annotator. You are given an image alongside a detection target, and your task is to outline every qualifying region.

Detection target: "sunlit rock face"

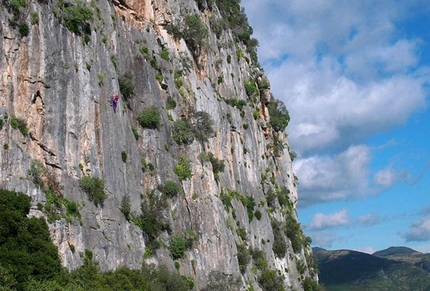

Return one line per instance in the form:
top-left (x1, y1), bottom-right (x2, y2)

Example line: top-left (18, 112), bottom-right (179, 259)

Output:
top-left (0, 0), bottom-right (317, 289)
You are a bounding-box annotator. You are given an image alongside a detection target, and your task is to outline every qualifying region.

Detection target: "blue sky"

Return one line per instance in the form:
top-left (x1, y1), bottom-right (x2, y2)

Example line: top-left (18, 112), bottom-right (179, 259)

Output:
top-left (242, 0), bottom-right (430, 254)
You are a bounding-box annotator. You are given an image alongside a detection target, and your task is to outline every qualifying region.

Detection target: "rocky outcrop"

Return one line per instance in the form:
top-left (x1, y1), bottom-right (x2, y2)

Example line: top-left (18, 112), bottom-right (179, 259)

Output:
top-left (0, 0), bottom-right (317, 290)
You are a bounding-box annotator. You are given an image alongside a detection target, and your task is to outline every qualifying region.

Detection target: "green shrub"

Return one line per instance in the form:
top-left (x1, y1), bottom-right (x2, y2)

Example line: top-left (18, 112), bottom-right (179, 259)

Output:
top-left (120, 195), bottom-right (131, 220)
top-left (137, 107), bottom-right (160, 129)
top-left (160, 50), bottom-right (170, 61)
top-left (137, 190), bottom-right (170, 247)
top-left (79, 176), bottom-right (107, 207)
top-left (286, 217), bottom-right (304, 253)
top-left (244, 80), bottom-right (257, 97)
top-left (0, 189), bottom-right (63, 289)
top-left (251, 248), bottom-right (268, 271)
top-left (174, 156), bottom-right (192, 181)
top-left (0, 119), bottom-right (3, 130)
top-left (166, 96), bottom-right (177, 110)
top-left (64, 199), bottom-right (80, 219)
top-left (9, 0), bottom-right (27, 14)
top-left (10, 116), bottom-right (29, 136)
top-left (159, 181), bottom-right (181, 197)
top-left (238, 195), bottom-right (255, 222)
top-left (193, 111), bottom-right (214, 142)
top-left (236, 243), bottom-right (250, 274)
top-left (112, 57), bottom-right (121, 71)
top-left (208, 152), bottom-right (224, 178)
top-left (276, 186), bottom-right (290, 208)
top-left (272, 220), bottom-right (287, 258)
top-left (132, 128), bottom-right (140, 140)
top-left (227, 54), bottom-right (231, 64)
top-left (302, 277), bottom-right (323, 291)
top-left (169, 236), bottom-right (186, 260)
top-left (255, 209), bottom-right (262, 220)
top-left (183, 15), bottom-right (208, 54)
top-left (236, 227), bottom-right (247, 241)
top-left (258, 269), bottom-right (285, 291)
top-left (273, 133), bottom-right (285, 157)
top-left (119, 73), bottom-right (135, 101)
top-left (121, 151), bottom-right (127, 163)
top-left (18, 23), bottom-right (29, 37)
top-left (27, 160), bottom-right (46, 187)
top-left (219, 190), bottom-right (233, 211)
top-left (268, 99), bottom-right (290, 132)
top-left (139, 46), bottom-right (148, 54)
top-left (164, 23), bottom-right (183, 40)
top-left (172, 119), bottom-right (195, 145)
top-left (59, 0), bottom-right (93, 35)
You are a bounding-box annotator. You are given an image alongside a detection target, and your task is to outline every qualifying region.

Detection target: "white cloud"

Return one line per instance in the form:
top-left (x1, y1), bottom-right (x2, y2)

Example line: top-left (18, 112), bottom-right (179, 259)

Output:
top-left (294, 145), bottom-right (370, 206)
top-left (358, 213), bottom-right (381, 226)
top-left (309, 231), bottom-right (341, 248)
top-left (243, 0), bottom-right (428, 156)
top-left (404, 216), bottom-right (430, 242)
top-left (374, 165), bottom-right (410, 188)
top-left (269, 61), bottom-right (426, 155)
top-left (309, 209), bottom-right (350, 230)
top-left (356, 246), bottom-right (377, 254)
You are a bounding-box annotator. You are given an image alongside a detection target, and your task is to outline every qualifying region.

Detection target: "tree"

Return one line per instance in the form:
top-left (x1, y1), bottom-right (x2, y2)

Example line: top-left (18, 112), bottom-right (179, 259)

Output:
top-left (268, 99), bottom-right (290, 132)
top-left (0, 189), bottom-right (63, 290)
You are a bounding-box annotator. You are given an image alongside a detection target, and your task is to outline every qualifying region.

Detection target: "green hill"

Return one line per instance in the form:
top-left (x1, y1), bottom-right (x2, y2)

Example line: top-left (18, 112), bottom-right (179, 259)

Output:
top-left (313, 247), bottom-right (430, 291)
top-left (374, 246), bottom-right (430, 273)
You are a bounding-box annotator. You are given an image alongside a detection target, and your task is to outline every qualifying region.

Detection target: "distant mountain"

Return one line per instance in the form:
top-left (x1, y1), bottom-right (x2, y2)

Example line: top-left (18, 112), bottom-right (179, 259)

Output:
top-left (313, 247), bottom-right (430, 291)
top-left (374, 246), bottom-right (430, 273)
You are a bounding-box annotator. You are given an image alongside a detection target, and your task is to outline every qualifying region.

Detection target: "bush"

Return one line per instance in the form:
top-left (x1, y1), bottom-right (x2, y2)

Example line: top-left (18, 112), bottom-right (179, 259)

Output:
top-left (169, 236), bottom-right (186, 260)
top-left (132, 128), bottom-right (140, 140)
top-left (236, 243), bottom-right (250, 274)
top-left (183, 15), bottom-right (208, 54)
top-left (59, 0), bottom-right (93, 35)
top-left (137, 190), bottom-right (170, 247)
top-left (159, 181), bottom-right (181, 198)
top-left (255, 209), bottom-right (262, 220)
top-left (258, 269), bottom-right (285, 291)
top-left (166, 96), bottom-right (177, 110)
top-left (0, 189), bottom-right (63, 289)
top-left (137, 107), bottom-right (160, 129)
top-left (174, 156), bottom-right (192, 181)
top-left (244, 80), bottom-right (257, 97)
top-left (172, 119), bottom-right (195, 145)
top-left (268, 99), bottom-right (290, 132)
top-left (272, 220), bottom-right (287, 258)
top-left (193, 111), bottom-right (214, 142)
top-left (79, 176), bottom-right (107, 207)
top-left (31, 12), bottom-right (39, 25)
top-left (119, 73), bottom-right (135, 101)
top-left (160, 50), bottom-right (170, 61)
top-left (251, 248), bottom-right (268, 271)
top-left (302, 277), bottom-right (323, 291)
top-left (208, 152), bottom-right (224, 178)
top-left (121, 151), bottom-right (127, 163)
top-left (10, 116), bottom-right (29, 136)
top-left (286, 217), bottom-right (304, 253)
top-left (18, 23), bottom-right (29, 37)
top-left (277, 186), bottom-right (290, 208)
top-left (120, 195), bottom-right (131, 220)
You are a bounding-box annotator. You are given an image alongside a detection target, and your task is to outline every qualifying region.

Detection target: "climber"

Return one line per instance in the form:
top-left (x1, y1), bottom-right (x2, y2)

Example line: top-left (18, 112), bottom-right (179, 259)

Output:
top-left (109, 93), bottom-right (120, 113)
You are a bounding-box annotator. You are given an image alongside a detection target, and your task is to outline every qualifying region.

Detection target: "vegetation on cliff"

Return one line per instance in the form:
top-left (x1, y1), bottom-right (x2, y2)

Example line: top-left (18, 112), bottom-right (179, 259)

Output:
top-left (0, 189), bottom-right (193, 291)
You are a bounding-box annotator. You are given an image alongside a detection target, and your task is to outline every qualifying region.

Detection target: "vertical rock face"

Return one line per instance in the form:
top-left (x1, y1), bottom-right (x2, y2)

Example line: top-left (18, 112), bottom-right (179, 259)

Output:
top-left (0, 0), bottom-right (317, 290)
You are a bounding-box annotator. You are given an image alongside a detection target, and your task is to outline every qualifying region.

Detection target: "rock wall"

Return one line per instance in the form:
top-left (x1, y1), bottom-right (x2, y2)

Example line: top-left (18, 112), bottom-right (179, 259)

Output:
top-left (0, 0), bottom-right (317, 290)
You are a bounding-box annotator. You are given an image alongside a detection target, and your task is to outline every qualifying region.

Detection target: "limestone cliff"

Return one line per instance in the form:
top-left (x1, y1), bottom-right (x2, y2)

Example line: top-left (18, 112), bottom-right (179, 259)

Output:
top-left (0, 0), bottom-right (318, 289)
